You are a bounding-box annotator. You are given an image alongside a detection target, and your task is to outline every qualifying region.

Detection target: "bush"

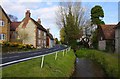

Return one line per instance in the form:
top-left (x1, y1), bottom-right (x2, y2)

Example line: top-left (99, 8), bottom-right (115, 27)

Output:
top-left (2, 41), bottom-right (11, 47)
top-left (76, 49), bottom-right (119, 78)
top-left (10, 43), bottom-right (19, 47)
top-left (25, 44), bottom-right (34, 49)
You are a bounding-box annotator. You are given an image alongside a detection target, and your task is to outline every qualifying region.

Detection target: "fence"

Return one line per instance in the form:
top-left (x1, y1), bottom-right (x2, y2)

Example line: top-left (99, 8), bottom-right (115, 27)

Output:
top-left (0, 47), bottom-right (71, 67)
top-left (40, 47), bottom-right (71, 68)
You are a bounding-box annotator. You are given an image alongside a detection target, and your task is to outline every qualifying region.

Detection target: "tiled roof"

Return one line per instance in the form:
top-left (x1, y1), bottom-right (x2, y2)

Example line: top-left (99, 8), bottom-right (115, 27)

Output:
top-left (115, 22), bottom-right (120, 28)
top-left (47, 32), bottom-right (54, 40)
top-left (10, 22), bottom-right (21, 31)
top-left (31, 18), bottom-right (47, 32)
top-left (99, 25), bottom-right (116, 40)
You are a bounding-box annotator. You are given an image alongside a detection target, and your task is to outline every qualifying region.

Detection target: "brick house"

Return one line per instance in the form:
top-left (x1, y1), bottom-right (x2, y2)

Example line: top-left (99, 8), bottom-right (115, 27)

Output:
top-left (98, 24), bottom-right (116, 52)
top-left (0, 6), bottom-right (11, 43)
top-left (16, 10), bottom-right (47, 48)
top-left (10, 22), bottom-right (21, 43)
top-left (46, 29), bottom-right (54, 48)
top-left (115, 22), bottom-right (120, 53)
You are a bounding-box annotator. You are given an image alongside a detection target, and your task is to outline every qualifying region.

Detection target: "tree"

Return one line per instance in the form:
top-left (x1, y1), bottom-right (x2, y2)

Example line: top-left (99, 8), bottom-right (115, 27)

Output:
top-left (60, 27), bottom-right (66, 44)
top-left (90, 5), bottom-right (105, 49)
top-left (17, 29), bottom-right (28, 44)
top-left (8, 14), bottom-right (18, 22)
top-left (54, 38), bottom-right (59, 44)
top-left (91, 5), bottom-right (105, 25)
top-left (56, 2), bottom-right (89, 50)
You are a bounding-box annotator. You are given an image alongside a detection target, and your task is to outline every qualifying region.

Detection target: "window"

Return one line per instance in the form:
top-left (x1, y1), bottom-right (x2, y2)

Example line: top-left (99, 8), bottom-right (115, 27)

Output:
top-left (44, 32), bottom-right (46, 39)
top-left (0, 34), bottom-right (5, 40)
top-left (38, 30), bottom-right (41, 38)
top-left (0, 20), bottom-right (5, 26)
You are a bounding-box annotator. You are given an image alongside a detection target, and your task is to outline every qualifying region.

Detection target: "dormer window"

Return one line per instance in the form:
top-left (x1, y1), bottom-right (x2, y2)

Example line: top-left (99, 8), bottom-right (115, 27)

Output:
top-left (0, 20), bottom-right (4, 26)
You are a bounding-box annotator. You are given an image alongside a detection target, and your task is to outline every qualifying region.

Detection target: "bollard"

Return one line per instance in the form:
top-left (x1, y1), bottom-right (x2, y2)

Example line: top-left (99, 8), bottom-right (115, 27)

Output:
top-left (55, 52), bottom-right (58, 60)
top-left (41, 55), bottom-right (45, 68)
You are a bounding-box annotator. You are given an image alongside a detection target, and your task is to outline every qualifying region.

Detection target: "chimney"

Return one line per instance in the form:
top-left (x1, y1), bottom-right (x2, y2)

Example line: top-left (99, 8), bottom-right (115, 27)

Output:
top-left (47, 28), bottom-right (50, 33)
top-left (25, 10), bottom-right (31, 17)
top-left (37, 18), bottom-right (41, 25)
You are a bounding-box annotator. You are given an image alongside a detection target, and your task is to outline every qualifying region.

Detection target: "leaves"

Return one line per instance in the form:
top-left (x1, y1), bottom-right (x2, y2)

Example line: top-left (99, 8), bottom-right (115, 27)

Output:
top-left (91, 5), bottom-right (105, 25)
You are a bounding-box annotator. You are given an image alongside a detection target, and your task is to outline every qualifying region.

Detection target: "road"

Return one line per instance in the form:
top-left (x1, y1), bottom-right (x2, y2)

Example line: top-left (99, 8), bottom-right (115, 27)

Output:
top-left (0, 45), bottom-right (68, 67)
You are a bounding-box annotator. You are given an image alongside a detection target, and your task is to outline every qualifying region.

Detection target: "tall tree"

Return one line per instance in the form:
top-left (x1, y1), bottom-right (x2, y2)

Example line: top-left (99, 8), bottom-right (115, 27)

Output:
top-left (90, 5), bottom-right (105, 49)
top-left (60, 27), bottom-right (66, 44)
top-left (56, 2), bottom-right (88, 50)
top-left (91, 5), bottom-right (105, 25)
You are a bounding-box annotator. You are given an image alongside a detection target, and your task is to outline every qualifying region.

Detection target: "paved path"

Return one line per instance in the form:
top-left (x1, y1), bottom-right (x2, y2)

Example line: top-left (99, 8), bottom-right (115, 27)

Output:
top-left (0, 45), bottom-right (67, 67)
top-left (72, 58), bottom-right (106, 78)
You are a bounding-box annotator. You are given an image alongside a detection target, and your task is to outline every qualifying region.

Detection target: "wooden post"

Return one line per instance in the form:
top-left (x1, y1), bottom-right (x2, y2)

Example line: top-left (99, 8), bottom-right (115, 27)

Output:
top-left (63, 50), bottom-right (65, 56)
top-left (41, 55), bottom-right (45, 68)
top-left (55, 52), bottom-right (58, 60)
top-left (66, 49), bottom-right (67, 53)
top-left (69, 47), bottom-right (71, 51)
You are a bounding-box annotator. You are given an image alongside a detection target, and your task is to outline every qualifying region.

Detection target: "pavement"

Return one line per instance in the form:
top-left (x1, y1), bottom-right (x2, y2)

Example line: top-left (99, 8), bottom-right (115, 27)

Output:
top-left (0, 45), bottom-right (68, 67)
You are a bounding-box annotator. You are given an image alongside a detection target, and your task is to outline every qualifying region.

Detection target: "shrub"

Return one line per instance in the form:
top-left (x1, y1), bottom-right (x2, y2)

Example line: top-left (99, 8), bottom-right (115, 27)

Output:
top-left (10, 43), bottom-right (19, 47)
top-left (25, 44), bottom-right (34, 49)
top-left (76, 49), bottom-right (119, 78)
top-left (2, 41), bottom-right (11, 47)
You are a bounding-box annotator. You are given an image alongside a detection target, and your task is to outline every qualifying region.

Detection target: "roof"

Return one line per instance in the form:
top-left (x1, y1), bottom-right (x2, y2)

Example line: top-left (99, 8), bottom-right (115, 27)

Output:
top-left (20, 17), bottom-right (47, 32)
top-left (99, 25), bottom-right (116, 40)
top-left (47, 32), bottom-right (54, 40)
top-left (31, 18), bottom-right (47, 32)
top-left (10, 22), bottom-right (21, 31)
top-left (115, 22), bottom-right (120, 29)
top-left (0, 6), bottom-right (11, 22)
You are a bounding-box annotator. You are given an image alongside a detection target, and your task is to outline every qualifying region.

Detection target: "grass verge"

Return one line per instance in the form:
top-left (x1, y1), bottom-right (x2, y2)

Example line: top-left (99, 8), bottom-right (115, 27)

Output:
top-left (76, 48), bottom-right (119, 78)
top-left (2, 50), bottom-right (75, 77)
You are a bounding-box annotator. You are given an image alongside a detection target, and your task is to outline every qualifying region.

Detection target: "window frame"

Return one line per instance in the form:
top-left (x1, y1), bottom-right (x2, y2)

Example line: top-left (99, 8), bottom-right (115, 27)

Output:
top-left (0, 20), bottom-right (5, 26)
top-left (0, 34), bottom-right (5, 40)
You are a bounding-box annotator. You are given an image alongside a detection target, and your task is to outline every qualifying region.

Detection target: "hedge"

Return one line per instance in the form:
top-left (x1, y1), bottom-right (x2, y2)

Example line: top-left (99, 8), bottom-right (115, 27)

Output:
top-left (76, 49), bottom-right (119, 78)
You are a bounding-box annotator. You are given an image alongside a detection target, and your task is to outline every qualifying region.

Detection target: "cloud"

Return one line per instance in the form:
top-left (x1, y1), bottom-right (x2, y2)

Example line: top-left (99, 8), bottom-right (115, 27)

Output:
top-left (1, 1), bottom-right (60, 39)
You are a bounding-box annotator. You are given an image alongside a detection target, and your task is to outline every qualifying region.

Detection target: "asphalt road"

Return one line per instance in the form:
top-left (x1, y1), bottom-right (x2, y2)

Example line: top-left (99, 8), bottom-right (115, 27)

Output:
top-left (0, 45), bottom-right (68, 67)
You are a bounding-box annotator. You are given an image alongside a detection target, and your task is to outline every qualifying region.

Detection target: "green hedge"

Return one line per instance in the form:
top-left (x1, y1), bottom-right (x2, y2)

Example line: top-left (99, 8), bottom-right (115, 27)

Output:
top-left (76, 49), bottom-right (119, 78)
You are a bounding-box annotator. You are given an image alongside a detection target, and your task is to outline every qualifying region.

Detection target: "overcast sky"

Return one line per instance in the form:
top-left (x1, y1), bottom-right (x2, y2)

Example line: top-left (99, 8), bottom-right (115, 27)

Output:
top-left (1, 0), bottom-right (119, 40)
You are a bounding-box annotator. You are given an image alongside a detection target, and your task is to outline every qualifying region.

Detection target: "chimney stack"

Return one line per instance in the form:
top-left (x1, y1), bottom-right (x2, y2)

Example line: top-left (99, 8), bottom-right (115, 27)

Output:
top-left (37, 18), bottom-right (41, 25)
top-left (47, 28), bottom-right (50, 33)
top-left (25, 10), bottom-right (31, 17)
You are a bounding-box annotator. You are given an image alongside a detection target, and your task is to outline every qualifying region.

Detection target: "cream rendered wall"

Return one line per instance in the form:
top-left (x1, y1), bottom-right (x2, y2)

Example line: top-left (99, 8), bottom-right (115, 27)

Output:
top-left (17, 19), bottom-right (36, 47)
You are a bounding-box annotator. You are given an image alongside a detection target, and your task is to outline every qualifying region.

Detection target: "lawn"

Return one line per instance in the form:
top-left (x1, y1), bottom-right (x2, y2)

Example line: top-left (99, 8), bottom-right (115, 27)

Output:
top-left (76, 48), bottom-right (119, 78)
top-left (2, 50), bottom-right (75, 78)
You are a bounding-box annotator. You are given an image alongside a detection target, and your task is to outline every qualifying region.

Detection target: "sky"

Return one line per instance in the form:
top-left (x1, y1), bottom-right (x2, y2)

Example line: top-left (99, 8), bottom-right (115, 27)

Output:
top-left (1, 0), bottom-right (119, 40)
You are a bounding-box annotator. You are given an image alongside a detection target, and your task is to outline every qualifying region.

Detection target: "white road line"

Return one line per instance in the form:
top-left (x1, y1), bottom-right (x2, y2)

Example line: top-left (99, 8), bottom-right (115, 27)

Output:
top-left (0, 48), bottom-right (67, 67)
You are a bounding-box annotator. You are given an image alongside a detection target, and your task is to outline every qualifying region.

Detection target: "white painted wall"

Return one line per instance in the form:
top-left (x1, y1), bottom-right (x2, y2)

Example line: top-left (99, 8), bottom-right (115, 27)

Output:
top-left (115, 28), bottom-right (120, 53)
top-left (98, 40), bottom-right (106, 50)
top-left (17, 19), bottom-right (36, 47)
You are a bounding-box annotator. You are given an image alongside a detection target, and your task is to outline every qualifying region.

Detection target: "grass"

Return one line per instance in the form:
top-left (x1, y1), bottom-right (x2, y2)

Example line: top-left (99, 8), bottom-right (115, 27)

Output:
top-left (2, 50), bottom-right (75, 77)
top-left (76, 48), bottom-right (119, 78)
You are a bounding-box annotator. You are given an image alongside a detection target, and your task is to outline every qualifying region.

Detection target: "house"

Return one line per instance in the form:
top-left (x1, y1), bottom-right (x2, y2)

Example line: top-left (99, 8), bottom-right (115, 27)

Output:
top-left (115, 22), bottom-right (120, 53)
top-left (10, 22), bottom-right (21, 43)
top-left (0, 6), bottom-right (11, 43)
top-left (98, 24), bottom-right (116, 52)
top-left (16, 10), bottom-right (47, 48)
top-left (46, 29), bottom-right (54, 48)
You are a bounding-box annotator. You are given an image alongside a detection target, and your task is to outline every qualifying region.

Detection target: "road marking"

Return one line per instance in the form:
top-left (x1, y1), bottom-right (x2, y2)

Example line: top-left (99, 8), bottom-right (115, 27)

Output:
top-left (0, 48), bottom-right (68, 67)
